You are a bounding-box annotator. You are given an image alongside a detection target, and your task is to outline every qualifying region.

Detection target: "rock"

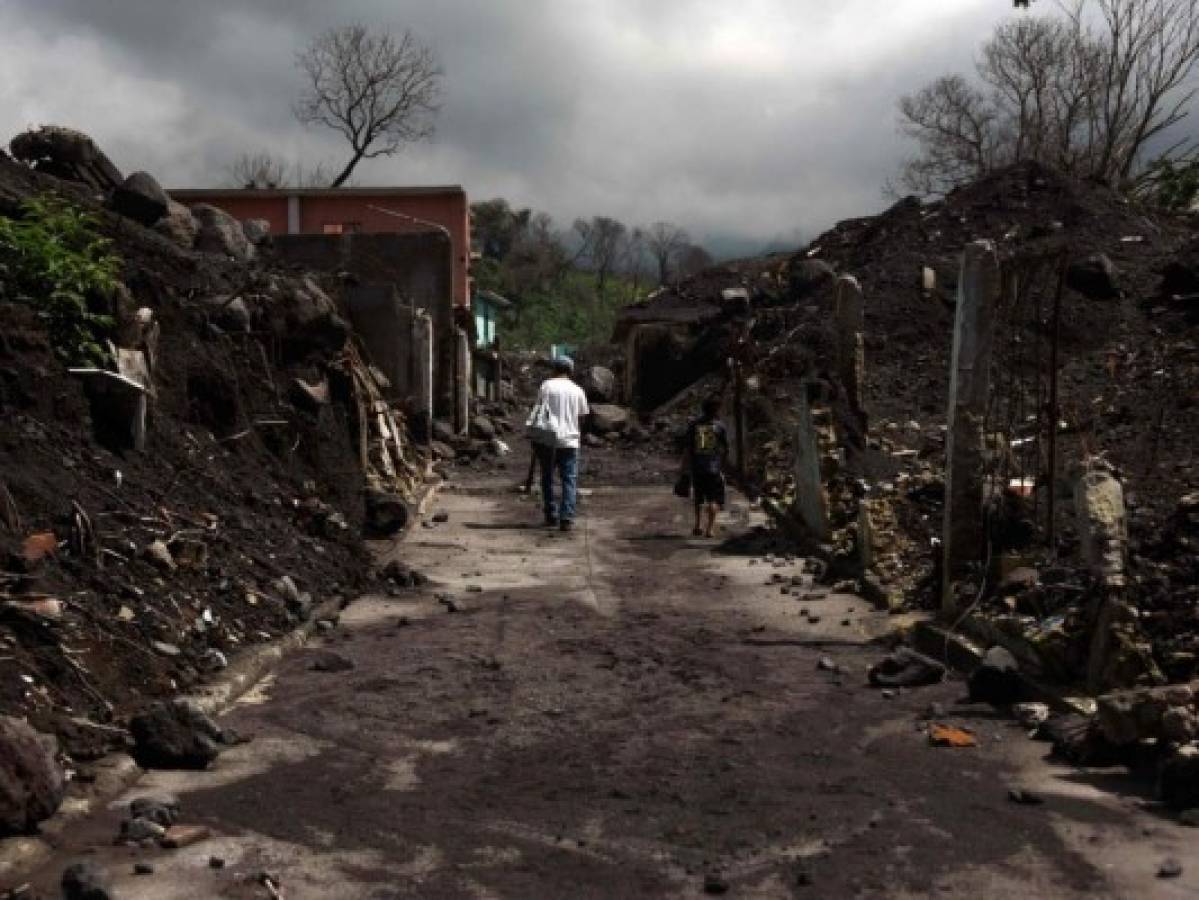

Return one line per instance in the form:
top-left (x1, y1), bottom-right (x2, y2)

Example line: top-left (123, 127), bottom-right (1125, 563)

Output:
top-left (0, 716), bottom-right (65, 835)
top-left (309, 651), bottom-right (355, 673)
top-left (968, 646), bottom-right (1025, 705)
top-left (1158, 858), bottom-right (1183, 879)
top-left (1179, 809), bottom-right (1199, 827)
top-left (581, 366), bottom-right (616, 403)
top-left (129, 700), bottom-right (224, 769)
top-left (1066, 254), bottom-right (1120, 300)
top-left (10, 125), bottom-right (123, 191)
top-left (191, 203), bottom-right (253, 261)
top-left (110, 171), bottom-right (169, 226)
top-left (703, 874), bottom-right (730, 895)
top-left (151, 641), bottom-right (181, 658)
top-left (1013, 702), bottom-right (1051, 729)
top-left (590, 404), bottom-right (631, 435)
top-left (430, 440), bottom-right (455, 460)
top-left (432, 420), bottom-right (457, 444)
top-left (1007, 787), bottom-right (1044, 805)
top-left (1096, 684), bottom-right (1193, 745)
top-left (60, 861), bottom-right (113, 900)
top-left (129, 796), bottom-right (180, 827)
top-left (868, 648), bottom-right (946, 688)
top-left (364, 490), bottom-right (410, 537)
top-left (143, 539), bottom-right (175, 570)
top-left (209, 856), bottom-right (226, 869)
top-left (154, 200), bottom-right (198, 248)
top-left (432, 511), bottom-right (450, 524)
top-left (134, 862), bottom-right (155, 875)
top-left (120, 816), bottom-right (166, 842)
top-left (470, 415), bottom-right (497, 440)
top-left (1075, 464), bottom-right (1128, 588)
top-left (789, 258), bottom-right (836, 298)
top-left (242, 218), bottom-right (271, 245)
top-left (1038, 713), bottom-right (1122, 766)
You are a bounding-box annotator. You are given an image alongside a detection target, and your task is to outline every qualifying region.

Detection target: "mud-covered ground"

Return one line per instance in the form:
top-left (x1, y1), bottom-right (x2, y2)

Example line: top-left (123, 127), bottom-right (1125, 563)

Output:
top-left (17, 459), bottom-right (1199, 899)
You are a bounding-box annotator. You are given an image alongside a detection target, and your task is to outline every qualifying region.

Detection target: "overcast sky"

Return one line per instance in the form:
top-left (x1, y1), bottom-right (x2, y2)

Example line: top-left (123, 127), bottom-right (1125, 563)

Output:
top-left (0, 0), bottom-right (1021, 254)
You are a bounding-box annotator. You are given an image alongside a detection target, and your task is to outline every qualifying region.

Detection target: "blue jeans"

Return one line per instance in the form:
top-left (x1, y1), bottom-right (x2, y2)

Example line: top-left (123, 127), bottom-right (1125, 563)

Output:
top-left (536, 445), bottom-right (578, 522)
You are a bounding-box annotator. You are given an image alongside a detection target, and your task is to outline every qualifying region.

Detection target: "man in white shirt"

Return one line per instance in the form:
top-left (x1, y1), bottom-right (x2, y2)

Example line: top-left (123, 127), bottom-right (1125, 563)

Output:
top-left (532, 357), bottom-right (589, 531)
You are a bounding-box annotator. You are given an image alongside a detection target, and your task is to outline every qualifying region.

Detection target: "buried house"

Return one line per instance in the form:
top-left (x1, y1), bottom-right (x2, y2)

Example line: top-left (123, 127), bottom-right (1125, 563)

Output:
top-left (170, 185), bottom-right (476, 434)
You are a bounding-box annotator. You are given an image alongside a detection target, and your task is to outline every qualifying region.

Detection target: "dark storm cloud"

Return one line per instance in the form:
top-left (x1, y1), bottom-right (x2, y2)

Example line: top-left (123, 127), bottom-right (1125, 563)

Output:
top-left (1, 0), bottom-right (1013, 248)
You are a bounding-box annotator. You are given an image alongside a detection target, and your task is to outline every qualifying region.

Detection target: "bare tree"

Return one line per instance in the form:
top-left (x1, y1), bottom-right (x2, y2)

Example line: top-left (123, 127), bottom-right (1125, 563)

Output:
top-left (294, 24), bottom-right (443, 188)
top-left (898, 0), bottom-right (1199, 194)
top-left (677, 244), bottom-right (715, 280)
top-left (644, 221), bottom-right (691, 284)
top-left (226, 152), bottom-right (290, 189)
top-left (573, 216), bottom-right (628, 300)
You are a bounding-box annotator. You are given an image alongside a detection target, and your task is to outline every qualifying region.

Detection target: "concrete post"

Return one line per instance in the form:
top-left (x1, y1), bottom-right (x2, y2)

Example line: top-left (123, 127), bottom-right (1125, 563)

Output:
top-left (454, 327), bottom-right (471, 435)
top-left (942, 241), bottom-right (1000, 613)
top-left (413, 312), bottom-right (434, 445)
top-left (793, 389), bottom-right (830, 540)
top-left (834, 275), bottom-right (866, 415)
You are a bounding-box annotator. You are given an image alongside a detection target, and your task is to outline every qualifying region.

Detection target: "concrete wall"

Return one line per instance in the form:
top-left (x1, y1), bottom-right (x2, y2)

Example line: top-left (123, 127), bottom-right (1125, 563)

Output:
top-left (269, 232), bottom-right (457, 417)
top-left (170, 188), bottom-right (472, 310)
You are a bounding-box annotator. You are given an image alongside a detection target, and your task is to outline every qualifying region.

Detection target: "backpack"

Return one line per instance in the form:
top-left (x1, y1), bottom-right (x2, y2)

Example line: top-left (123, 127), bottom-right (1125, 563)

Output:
top-left (525, 399), bottom-right (561, 447)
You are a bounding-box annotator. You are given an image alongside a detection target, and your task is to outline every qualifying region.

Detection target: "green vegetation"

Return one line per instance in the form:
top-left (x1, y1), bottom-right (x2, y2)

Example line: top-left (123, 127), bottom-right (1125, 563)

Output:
top-left (0, 194), bottom-right (120, 365)
top-left (1138, 157), bottom-right (1199, 211)
top-left (472, 198), bottom-right (711, 351)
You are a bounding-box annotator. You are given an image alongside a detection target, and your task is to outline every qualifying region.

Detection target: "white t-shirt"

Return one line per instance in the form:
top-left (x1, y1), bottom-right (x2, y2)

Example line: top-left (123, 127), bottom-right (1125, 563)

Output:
top-left (537, 377), bottom-right (590, 449)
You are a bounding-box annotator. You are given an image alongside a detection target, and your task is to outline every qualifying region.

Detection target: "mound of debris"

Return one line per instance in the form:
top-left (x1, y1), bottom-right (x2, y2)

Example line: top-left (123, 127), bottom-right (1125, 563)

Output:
top-left (619, 160), bottom-right (1198, 689)
top-left (0, 126), bottom-right (429, 832)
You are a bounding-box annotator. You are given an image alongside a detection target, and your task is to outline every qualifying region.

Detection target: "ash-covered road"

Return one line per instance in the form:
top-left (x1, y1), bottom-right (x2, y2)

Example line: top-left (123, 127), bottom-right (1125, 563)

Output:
top-left (22, 472), bottom-right (1198, 898)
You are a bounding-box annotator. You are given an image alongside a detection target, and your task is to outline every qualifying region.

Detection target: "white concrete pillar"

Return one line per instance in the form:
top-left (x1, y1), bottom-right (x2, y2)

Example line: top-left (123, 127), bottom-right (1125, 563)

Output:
top-left (834, 275), bottom-right (866, 415)
top-left (793, 390), bottom-right (830, 540)
top-left (413, 312), bottom-right (434, 443)
top-left (454, 327), bottom-right (471, 434)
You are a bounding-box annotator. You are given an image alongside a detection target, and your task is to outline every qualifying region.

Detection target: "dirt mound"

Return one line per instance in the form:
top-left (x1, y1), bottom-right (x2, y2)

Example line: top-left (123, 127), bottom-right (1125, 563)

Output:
top-left (0, 153), bottom-right (398, 762)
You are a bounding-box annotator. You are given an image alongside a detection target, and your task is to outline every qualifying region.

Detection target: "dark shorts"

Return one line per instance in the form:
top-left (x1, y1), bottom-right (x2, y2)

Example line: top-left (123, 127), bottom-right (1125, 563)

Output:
top-left (692, 470), bottom-right (726, 508)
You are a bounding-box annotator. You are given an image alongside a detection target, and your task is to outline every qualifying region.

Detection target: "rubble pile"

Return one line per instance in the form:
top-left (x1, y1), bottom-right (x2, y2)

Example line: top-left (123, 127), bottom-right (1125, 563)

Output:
top-left (622, 160), bottom-right (1197, 688)
top-left (0, 126), bottom-right (427, 827)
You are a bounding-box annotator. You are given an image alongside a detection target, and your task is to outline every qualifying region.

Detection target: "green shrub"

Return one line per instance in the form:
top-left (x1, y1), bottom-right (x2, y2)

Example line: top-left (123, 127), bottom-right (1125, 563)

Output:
top-left (0, 194), bottom-right (121, 364)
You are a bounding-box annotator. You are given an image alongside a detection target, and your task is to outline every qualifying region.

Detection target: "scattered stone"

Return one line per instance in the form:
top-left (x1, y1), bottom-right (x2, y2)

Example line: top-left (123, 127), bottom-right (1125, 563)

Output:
top-left (817, 656), bottom-right (837, 672)
top-left (1013, 702), bottom-right (1051, 730)
top-left (133, 862), bottom-right (155, 875)
top-left (309, 651), bottom-right (355, 673)
top-left (703, 874), bottom-right (730, 895)
top-left (868, 648), bottom-right (946, 688)
top-left (432, 511), bottom-right (450, 524)
top-left (129, 699), bottom-right (225, 769)
top-left (209, 856), bottom-right (226, 869)
top-left (0, 716), bottom-right (65, 835)
top-left (192, 203), bottom-right (253, 261)
top-left (590, 404), bottom-right (631, 435)
top-left (581, 366), bottom-right (616, 403)
top-left (160, 824), bottom-right (212, 849)
top-left (968, 646), bottom-right (1025, 705)
top-left (129, 796), bottom-right (180, 827)
top-left (437, 595), bottom-right (461, 614)
top-left (120, 816), bottom-right (166, 843)
top-left (143, 539), bottom-right (175, 570)
top-left (1178, 809), bottom-right (1199, 827)
top-left (364, 490), bottom-right (410, 537)
top-left (151, 641), bottom-right (181, 658)
top-left (60, 861), bottom-right (113, 900)
top-left (202, 649), bottom-right (229, 672)
top-left (881, 689), bottom-right (897, 699)
top-left (1158, 858), bottom-right (1183, 879)
top-left (155, 200), bottom-right (198, 248)
top-left (110, 171), bottom-right (170, 226)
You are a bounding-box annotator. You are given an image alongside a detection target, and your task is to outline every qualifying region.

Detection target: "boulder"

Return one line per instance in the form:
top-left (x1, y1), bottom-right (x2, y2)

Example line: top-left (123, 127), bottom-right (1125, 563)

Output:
top-left (867, 648), bottom-right (946, 688)
top-left (266, 277), bottom-right (350, 352)
top-left (470, 415), bottom-right (497, 440)
top-left (1161, 249), bottom-right (1199, 298)
top-left (9, 125), bottom-right (123, 191)
top-left (1066, 254), bottom-right (1120, 300)
top-left (61, 861), bottom-right (114, 900)
top-left (590, 404), bottom-right (631, 435)
top-left (0, 716), bottom-right (65, 835)
top-left (192, 203), bottom-right (253, 261)
top-left (110, 171), bottom-right (169, 226)
top-left (430, 440), bottom-right (455, 460)
top-left (1096, 684), bottom-right (1195, 745)
top-left (364, 490), bottom-right (410, 536)
top-left (967, 646), bottom-right (1025, 705)
top-left (582, 366), bottom-right (617, 403)
top-left (242, 218), bottom-right (271, 245)
top-left (129, 700), bottom-right (225, 770)
top-left (154, 200), bottom-right (198, 249)
top-left (789, 259), bottom-right (836, 298)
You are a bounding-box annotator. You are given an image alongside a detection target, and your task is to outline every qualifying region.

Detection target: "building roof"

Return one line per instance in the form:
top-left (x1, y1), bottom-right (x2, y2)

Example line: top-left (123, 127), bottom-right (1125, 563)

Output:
top-left (169, 185), bottom-right (466, 200)
top-left (476, 289), bottom-right (512, 309)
